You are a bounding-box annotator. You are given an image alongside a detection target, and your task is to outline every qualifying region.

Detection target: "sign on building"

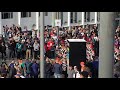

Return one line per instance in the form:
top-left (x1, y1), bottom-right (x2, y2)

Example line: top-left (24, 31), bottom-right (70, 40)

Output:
top-left (55, 19), bottom-right (61, 27)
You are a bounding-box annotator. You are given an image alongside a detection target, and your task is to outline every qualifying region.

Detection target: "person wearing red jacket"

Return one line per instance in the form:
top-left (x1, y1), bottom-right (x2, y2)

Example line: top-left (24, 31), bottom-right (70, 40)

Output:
top-left (47, 39), bottom-right (54, 51)
top-left (46, 38), bottom-right (55, 59)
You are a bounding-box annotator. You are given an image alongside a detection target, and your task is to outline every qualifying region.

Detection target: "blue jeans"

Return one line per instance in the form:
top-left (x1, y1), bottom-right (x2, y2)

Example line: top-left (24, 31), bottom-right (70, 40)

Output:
top-left (54, 73), bottom-right (61, 78)
top-left (45, 73), bottom-right (51, 78)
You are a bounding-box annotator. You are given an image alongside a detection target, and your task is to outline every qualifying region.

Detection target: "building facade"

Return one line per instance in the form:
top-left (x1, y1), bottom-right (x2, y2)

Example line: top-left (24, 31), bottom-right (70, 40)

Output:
top-left (0, 12), bottom-right (119, 34)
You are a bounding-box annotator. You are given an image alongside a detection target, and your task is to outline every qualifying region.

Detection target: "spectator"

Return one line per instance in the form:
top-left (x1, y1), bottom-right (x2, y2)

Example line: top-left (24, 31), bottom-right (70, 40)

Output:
top-left (16, 40), bottom-right (23, 59)
top-left (14, 70), bottom-right (25, 78)
top-left (26, 39), bottom-right (32, 59)
top-left (80, 71), bottom-right (89, 78)
top-left (73, 66), bottom-right (80, 78)
top-left (45, 58), bottom-right (53, 78)
top-left (62, 59), bottom-right (68, 78)
top-left (7, 38), bottom-right (16, 60)
top-left (47, 38), bottom-right (54, 59)
top-left (68, 66), bottom-right (74, 78)
top-left (33, 40), bottom-right (40, 60)
top-left (0, 64), bottom-right (8, 78)
top-left (91, 56), bottom-right (98, 78)
top-left (53, 59), bottom-right (62, 78)
top-left (80, 62), bottom-right (90, 74)
top-left (114, 54), bottom-right (120, 78)
top-left (24, 60), bottom-right (33, 78)
top-left (20, 61), bottom-right (26, 76)
top-left (21, 40), bottom-right (27, 59)
top-left (1, 42), bottom-right (6, 60)
top-left (31, 60), bottom-right (39, 78)
top-left (8, 61), bottom-right (17, 78)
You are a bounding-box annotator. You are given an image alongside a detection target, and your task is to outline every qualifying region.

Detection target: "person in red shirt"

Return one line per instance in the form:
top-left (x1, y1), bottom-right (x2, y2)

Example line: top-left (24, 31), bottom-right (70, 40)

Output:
top-left (47, 38), bottom-right (55, 59)
top-left (47, 38), bottom-right (54, 51)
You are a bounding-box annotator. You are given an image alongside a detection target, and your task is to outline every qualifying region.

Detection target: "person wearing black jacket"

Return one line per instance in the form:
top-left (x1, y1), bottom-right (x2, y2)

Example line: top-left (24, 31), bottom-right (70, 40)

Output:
top-left (21, 40), bottom-right (27, 59)
top-left (1, 42), bottom-right (6, 60)
top-left (7, 39), bottom-right (16, 60)
top-left (8, 61), bottom-right (17, 78)
top-left (45, 58), bottom-right (53, 78)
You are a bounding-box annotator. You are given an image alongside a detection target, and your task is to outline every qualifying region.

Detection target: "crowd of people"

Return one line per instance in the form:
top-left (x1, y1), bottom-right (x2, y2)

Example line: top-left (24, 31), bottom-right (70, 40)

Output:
top-left (0, 23), bottom-right (119, 78)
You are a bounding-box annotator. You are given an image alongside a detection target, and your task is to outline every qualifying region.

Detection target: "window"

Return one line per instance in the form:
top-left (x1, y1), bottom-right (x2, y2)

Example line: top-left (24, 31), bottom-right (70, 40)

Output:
top-left (70, 12), bottom-right (73, 23)
top-left (61, 12), bottom-right (63, 24)
top-left (70, 12), bottom-right (77, 23)
top-left (87, 12), bottom-right (90, 22)
top-left (74, 12), bottom-right (77, 23)
top-left (84, 12), bottom-right (90, 22)
top-left (97, 12), bottom-right (100, 21)
top-left (45, 12), bottom-right (48, 16)
top-left (84, 12), bottom-right (87, 22)
top-left (116, 12), bottom-right (120, 18)
top-left (58, 12), bottom-right (60, 19)
top-left (55, 12), bottom-right (59, 19)
top-left (21, 12), bottom-right (31, 18)
top-left (1, 12), bottom-right (13, 19)
top-left (39, 12), bottom-right (48, 17)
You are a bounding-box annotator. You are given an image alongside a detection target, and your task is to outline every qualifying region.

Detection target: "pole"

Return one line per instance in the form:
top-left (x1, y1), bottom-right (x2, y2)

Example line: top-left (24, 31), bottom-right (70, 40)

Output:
top-left (57, 26), bottom-right (59, 46)
top-left (99, 12), bottom-right (115, 78)
top-left (15, 12), bottom-right (21, 26)
top-left (82, 12), bottom-right (85, 28)
top-left (95, 12), bottom-right (97, 26)
top-left (52, 12), bottom-right (55, 27)
top-left (40, 12), bottom-right (45, 78)
top-left (35, 12), bottom-right (39, 38)
top-left (68, 12), bottom-right (71, 30)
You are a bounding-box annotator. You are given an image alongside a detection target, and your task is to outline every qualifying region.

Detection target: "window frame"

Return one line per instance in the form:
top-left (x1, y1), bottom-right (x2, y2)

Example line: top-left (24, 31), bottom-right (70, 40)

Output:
top-left (21, 12), bottom-right (31, 18)
top-left (1, 12), bottom-right (13, 19)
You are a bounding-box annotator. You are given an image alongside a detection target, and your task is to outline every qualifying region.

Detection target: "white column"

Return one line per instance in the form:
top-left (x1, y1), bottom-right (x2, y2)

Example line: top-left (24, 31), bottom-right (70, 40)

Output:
top-left (0, 12), bottom-right (2, 35)
top-left (35, 12), bottom-right (39, 38)
top-left (40, 12), bottom-right (45, 78)
top-left (82, 12), bottom-right (85, 28)
top-left (35, 12), bottom-right (39, 30)
top-left (68, 12), bottom-right (71, 30)
top-left (56, 12), bottom-right (59, 19)
top-left (99, 12), bottom-right (115, 78)
top-left (95, 12), bottom-right (97, 26)
top-left (59, 12), bottom-right (61, 19)
top-left (15, 12), bottom-right (21, 26)
top-left (52, 12), bottom-right (55, 27)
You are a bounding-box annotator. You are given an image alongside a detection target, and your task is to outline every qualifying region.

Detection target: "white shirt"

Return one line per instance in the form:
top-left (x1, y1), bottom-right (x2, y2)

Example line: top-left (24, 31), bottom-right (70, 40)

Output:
top-left (73, 71), bottom-right (80, 78)
top-left (33, 43), bottom-right (39, 51)
top-left (32, 30), bottom-right (35, 37)
top-left (94, 36), bottom-right (98, 41)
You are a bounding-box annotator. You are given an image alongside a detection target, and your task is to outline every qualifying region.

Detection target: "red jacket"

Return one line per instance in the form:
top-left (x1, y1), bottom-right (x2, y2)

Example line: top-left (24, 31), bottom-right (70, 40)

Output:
top-left (47, 41), bottom-right (54, 50)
